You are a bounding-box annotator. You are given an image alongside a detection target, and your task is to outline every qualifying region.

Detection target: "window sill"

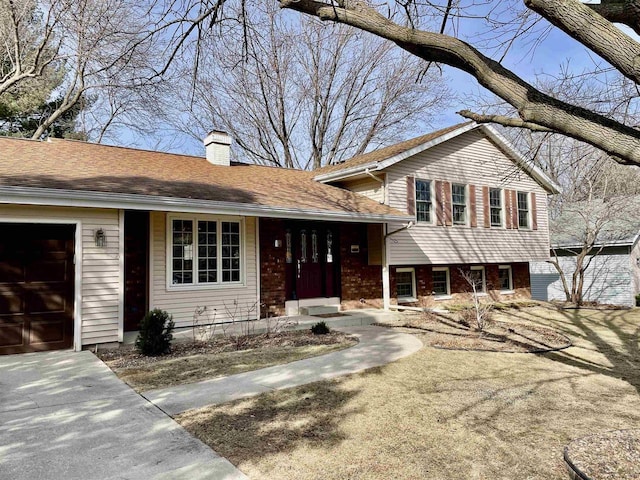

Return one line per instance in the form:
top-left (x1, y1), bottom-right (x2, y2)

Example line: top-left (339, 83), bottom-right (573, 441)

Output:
top-left (398, 297), bottom-right (418, 304)
top-left (167, 282), bottom-right (246, 292)
top-left (476, 292), bottom-right (488, 297)
top-left (434, 295), bottom-right (452, 301)
top-left (500, 290), bottom-right (515, 295)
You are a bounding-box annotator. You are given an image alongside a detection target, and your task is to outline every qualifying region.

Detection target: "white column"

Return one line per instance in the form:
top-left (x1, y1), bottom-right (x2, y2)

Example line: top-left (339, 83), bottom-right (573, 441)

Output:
top-left (382, 223), bottom-right (391, 310)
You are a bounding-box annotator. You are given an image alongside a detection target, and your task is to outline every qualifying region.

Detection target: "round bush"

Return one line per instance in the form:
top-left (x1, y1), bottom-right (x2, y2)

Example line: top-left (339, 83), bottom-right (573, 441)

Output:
top-left (135, 309), bottom-right (175, 356)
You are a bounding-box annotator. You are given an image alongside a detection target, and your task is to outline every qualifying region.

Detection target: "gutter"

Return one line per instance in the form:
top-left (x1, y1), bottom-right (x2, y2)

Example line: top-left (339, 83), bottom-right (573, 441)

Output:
top-left (0, 185), bottom-right (411, 224)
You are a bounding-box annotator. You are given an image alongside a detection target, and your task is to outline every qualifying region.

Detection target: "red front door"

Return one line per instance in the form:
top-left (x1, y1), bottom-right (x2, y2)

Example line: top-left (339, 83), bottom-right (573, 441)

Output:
top-left (286, 223), bottom-right (337, 300)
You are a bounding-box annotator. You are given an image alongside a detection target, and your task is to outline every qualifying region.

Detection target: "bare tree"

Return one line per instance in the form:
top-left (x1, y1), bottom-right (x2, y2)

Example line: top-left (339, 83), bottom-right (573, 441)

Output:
top-left (0, 0), bottom-right (164, 140)
top-left (459, 268), bottom-right (493, 332)
top-left (160, 0), bottom-right (450, 169)
top-left (276, 0), bottom-right (640, 165)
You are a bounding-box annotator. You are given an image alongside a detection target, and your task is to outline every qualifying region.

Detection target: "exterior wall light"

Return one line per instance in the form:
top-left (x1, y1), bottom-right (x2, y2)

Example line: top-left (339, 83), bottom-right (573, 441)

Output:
top-left (95, 228), bottom-right (106, 247)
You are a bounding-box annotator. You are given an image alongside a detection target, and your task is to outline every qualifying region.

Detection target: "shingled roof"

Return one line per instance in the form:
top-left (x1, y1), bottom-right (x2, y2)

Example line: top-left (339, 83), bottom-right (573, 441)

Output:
top-left (0, 137), bottom-right (409, 222)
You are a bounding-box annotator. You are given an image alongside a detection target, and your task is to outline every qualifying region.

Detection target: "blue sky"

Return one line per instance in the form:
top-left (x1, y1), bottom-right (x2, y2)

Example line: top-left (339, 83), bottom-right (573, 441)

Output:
top-left (122, 5), bottom-right (634, 159)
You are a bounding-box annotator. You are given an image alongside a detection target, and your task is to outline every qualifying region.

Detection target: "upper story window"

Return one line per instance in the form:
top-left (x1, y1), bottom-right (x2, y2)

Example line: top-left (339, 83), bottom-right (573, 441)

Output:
top-left (170, 216), bottom-right (242, 287)
top-left (451, 184), bottom-right (467, 225)
top-left (415, 179), bottom-right (432, 223)
top-left (517, 192), bottom-right (530, 228)
top-left (489, 188), bottom-right (502, 227)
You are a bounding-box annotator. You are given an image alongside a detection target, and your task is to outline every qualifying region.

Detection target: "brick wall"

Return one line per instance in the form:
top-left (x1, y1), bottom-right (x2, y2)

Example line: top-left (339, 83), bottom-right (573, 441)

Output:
top-left (259, 218), bottom-right (288, 316)
top-left (339, 223), bottom-right (383, 310)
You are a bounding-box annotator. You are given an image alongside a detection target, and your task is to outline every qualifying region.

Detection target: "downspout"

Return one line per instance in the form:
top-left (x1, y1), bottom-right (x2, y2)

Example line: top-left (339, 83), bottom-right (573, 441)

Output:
top-left (364, 168), bottom-right (385, 204)
top-left (382, 221), bottom-right (414, 310)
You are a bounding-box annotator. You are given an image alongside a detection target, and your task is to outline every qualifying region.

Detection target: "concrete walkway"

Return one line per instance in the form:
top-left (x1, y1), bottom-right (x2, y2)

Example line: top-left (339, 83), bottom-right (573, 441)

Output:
top-left (0, 350), bottom-right (247, 480)
top-left (143, 325), bottom-right (423, 416)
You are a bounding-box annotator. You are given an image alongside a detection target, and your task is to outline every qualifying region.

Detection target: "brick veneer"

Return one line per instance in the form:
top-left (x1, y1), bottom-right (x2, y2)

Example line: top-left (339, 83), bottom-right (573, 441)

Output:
top-left (259, 218), bottom-right (288, 316)
top-left (260, 219), bottom-right (532, 314)
top-left (391, 262), bottom-right (531, 307)
top-left (339, 223), bottom-right (383, 309)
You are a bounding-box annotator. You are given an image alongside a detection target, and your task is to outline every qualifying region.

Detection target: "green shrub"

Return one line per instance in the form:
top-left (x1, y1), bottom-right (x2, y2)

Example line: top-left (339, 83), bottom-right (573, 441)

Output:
top-left (636, 294), bottom-right (640, 307)
top-left (135, 309), bottom-right (175, 355)
top-left (311, 321), bottom-right (330, 335)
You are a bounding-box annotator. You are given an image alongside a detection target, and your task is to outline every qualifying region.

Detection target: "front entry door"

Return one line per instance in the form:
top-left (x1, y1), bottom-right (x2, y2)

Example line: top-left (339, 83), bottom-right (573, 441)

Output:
top-left (286, 223), bottom-right (337, 300)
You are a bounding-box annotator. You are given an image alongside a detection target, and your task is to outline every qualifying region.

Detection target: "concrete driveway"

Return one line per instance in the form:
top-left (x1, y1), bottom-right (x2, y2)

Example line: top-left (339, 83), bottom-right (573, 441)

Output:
top-left (0, 350), bottom-right (246, 480)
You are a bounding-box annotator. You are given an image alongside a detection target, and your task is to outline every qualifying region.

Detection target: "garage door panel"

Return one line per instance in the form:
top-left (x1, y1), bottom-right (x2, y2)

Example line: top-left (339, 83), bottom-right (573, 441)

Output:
top-left (0, 289), bottom-right (24, 315)
top-left (25, 289), bottom-right (67, 314)
top-left (29, 319), bottom-right (66, 344)
top-left (0, 261), bottom-right (25, 283)
top-left (0, 322), bottom-right (24, 348)
top-left (26, 259), bottom-right (70, 282)
top-left (0, 223), bottom-right (75, 354)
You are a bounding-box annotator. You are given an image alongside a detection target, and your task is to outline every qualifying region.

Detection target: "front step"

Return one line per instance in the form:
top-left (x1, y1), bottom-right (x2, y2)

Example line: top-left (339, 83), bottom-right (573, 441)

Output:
top-left (300, 305), bottom-right (340, 316)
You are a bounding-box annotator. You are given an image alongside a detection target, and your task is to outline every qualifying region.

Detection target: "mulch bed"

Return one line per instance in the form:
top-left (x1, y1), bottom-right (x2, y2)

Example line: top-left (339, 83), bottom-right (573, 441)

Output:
top-left (565, 429), bottom-right (640, 480)
top-left (377, 311), bottom-right (571, 353)
top-left (97, 330), bottom-right (353, 369)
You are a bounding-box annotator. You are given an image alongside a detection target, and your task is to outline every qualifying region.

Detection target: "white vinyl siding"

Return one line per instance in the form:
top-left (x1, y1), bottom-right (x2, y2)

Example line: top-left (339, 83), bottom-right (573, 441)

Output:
top-left (151, 212), bottom-right (258, 328)
top-left (384, 129), bottom-right (551, 265)
top-left (0, 205), bottom-right (121, 346)
top-left (336, 176), bottom-right (385, 204)
top-left (530, 253), bottom-right (635, 306)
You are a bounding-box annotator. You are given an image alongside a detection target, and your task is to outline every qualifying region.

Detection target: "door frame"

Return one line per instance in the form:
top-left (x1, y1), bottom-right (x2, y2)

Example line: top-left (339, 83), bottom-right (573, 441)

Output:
top-left (0, 217), bottom-right (83, 351)
top-left (285, 221), bottom-right (339, 301)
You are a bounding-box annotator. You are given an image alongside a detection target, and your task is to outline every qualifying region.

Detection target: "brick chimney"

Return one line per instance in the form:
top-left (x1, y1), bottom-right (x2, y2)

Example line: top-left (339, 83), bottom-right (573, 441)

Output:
top-left (203, 130), bottom-right (232, 166)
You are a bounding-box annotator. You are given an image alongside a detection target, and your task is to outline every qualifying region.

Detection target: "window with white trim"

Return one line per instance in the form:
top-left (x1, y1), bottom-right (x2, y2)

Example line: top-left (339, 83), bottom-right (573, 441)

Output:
top-left (432, 267), bottom-right (450, 296)
top-left (489, 188), bottom-right (502, 227)
top-left (517, 192), bottom-right (530, 228)
top-left (170, 216), bottom-right (242, 286)
top-left (415, 179), bottom-right (432, 223)
top-left (499, 265), bottom-right (513, 291)
top-left (396, 268), bottom-right (416, 301)
top-left (470, 266), bottom-right (486, 293)
top-left (451, 184), bottom-right (467, 225)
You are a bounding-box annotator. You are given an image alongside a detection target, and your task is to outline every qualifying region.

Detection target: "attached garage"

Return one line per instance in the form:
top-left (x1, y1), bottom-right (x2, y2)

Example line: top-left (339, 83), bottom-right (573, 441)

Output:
top-left (0, 223), bottom-right (75, 354)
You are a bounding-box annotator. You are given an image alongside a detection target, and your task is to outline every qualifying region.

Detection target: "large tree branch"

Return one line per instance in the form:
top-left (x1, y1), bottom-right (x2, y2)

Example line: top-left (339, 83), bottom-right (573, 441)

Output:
top-left (279, 0), bottom-right (640, 165)
top-left (586, 0), bottom-right (640, 36)
top-left (525, 0), bottom-right (640, 85)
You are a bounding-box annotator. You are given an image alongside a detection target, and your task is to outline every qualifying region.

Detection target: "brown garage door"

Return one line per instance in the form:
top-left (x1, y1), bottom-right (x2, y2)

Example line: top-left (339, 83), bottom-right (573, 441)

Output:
top-left (0, 223), bottom-right (75, 354)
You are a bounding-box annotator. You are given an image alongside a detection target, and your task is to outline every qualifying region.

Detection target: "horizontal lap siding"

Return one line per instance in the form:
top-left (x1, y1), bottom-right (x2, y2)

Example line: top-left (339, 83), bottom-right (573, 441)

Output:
top-left (386, 130), bottom-right (550, 265)
top-left (150, 212), bottom-right (258, 328)
top-left (0, 205), bottom-right (121, 345)
top-left (337, 176), bottom-right (384, 203)
top-left (530, 254), bottom-right (634, 306)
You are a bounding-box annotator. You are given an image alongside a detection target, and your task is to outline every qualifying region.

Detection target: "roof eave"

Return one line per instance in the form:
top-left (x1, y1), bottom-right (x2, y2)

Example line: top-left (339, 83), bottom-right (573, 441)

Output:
top-left (314, 122), bottom-right (480, 183)
top-left (0, 186), bottom-right (411, 223)
top-left (480, 125), bottom-right (561, 195)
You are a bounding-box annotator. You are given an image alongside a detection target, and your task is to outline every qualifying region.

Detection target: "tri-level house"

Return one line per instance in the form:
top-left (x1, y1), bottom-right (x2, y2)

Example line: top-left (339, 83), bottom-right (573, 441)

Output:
top-left (0, 122), bottom-right (557, 354)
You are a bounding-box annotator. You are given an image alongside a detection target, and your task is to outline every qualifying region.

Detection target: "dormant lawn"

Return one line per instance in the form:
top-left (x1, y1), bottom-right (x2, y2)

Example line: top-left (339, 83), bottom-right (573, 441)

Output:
top-left (177, 305), bottom-right (640, 479)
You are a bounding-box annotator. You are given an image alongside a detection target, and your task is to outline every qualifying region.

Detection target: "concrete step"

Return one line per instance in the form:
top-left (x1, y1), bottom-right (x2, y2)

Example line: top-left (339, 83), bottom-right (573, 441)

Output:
top-left (300, 305), bottom-right (340, 316)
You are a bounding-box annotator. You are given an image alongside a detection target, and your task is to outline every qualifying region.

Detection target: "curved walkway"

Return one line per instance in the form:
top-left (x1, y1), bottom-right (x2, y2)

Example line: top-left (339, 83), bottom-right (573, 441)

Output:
top-left (143, 325), bottom-right (423, 416)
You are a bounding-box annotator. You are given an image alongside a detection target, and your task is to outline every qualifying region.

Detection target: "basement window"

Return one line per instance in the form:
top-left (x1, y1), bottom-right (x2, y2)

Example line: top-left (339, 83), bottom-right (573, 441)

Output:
top-left (396, 268), bottom-right (417, 302)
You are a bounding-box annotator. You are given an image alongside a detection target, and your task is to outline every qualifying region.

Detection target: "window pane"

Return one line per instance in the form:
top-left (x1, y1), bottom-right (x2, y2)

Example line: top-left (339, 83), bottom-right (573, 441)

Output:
top-left (452, 184), bottom-right (466, 225)
top-left (396, 271), bottom-right (413, 298)
top-left (499, 267), bottom-right (511, 290)
top-left (197, 221), bottom-right (217, 284)
top-left (490, 188), bottom-right (502, 227)
top-left (517, 192), bottom-right (529, 228)
top-left (432, 270), bottom-right (448, 295)
top-left (221, 222), bottom-right (241, 282)
top-left (415, 180), bottom-right (431, 223)
top-left (171, 219), bottom-right (193, 284)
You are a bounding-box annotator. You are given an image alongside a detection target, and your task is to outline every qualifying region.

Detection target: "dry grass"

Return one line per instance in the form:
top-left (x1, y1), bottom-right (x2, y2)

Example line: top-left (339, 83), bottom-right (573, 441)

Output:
top-left (177, 305), bottom-right (640, 480)
top-left (378, 310), bottom-right (570, 352)
top-left (99, 331), bottom-right (356, 392)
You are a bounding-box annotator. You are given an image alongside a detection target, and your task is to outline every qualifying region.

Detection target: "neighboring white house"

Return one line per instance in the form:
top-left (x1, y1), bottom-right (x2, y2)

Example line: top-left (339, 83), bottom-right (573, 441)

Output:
top-left (531, 230), bottom-right (640, 307)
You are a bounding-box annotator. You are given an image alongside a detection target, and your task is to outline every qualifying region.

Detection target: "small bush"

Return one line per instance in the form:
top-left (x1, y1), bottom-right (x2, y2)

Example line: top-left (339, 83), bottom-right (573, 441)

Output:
top-left (636, 294), bottom-right (640, 307)
top-left (135, 309), bottom-right (175, 356)
top-left (311, 321), bottom-right (330, 335)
